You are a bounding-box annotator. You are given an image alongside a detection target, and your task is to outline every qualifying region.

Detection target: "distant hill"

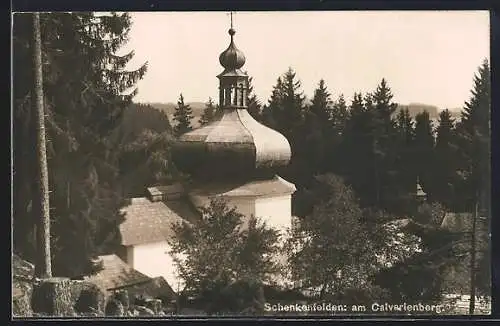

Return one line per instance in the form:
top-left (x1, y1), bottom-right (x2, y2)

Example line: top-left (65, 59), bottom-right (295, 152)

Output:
top-left (142, 101), bottom-right (461, 129)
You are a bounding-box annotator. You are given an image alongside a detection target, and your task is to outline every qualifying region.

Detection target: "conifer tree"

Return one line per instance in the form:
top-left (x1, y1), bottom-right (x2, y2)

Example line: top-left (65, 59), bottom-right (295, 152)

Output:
top-left (338, 93), bottom-right (373, 206)
top-left (413, 111), bottom-right (435, 201)
top-left (199, 97), bottom-right (217, 126)
top-left (433, 109), bottom-right (459, 209)
top-left (262, 68), bottom-right (307, 184)
top-left (304, 79), bottom-right (334, 174)
top-left (331, 94), bottom-right (348, 135)
top-left (173, 93), bottom-right (193, 136)
top-left (370, 79), bottom-right (399, 210)
top-left (261, 77), bottom-right (283, 130)
top-left (246, 75), bottom-right (262, 121)
top-left (13, 12), bottom-right (147, 277)
top-left (391, 108), bottom-right (417, 214)
top-left (455, 59), bottom-right (491, 313)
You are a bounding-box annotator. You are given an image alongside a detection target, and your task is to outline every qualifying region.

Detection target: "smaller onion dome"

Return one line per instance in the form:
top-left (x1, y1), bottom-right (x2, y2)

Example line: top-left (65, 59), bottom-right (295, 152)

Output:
top-left (218, 28), bottom-right (246, 71)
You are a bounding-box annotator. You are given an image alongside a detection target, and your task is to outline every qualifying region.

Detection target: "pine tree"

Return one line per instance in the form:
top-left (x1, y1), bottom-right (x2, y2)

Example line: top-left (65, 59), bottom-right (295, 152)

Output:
top-left (262, 68), bottom-right (307, 184)
top-left (370, 79), bottom-right (399, 210)
top-left (309, 79), bottom-right (332, 123)
top-left (338, 93), bottom-right (373, 206)
top-left (455, 59), bottom-right (491, 313)
top-left (331, 94), bottom-right (348, 135)
top-left (260, 77), bottom-right (283, 130)
top-left (13, 12), bottom-right (147, 277)
top-left (199, 97), bottom-right (216, 126)
top-left (246, 75), bottom-right (262, 121)
top-left (392, 108), bottom-right (416, 214)
top-left (173, 93), bottom-right (193, 136)
top-left (413, 111), bottom-right (435, 201)
top-left (303, 79), bottom-right (333, 174)
top-left (433, 109), bottom-right (459, 209)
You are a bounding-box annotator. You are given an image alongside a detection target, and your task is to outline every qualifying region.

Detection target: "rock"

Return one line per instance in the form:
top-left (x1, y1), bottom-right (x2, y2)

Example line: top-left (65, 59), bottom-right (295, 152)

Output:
top-left (12, 255), bottom-right (36, 317)
top-left (72, 281), bottom-right (106, 316)
top-left (32, 277), bottom-right (74, 316)
top-left (112, 290), bottom-right (130, 311)
top-left (135, 305), bottom-right (155, 316)
top-left (105, 299), bottom-right (125, 316)
top-left (12, 280), bottom-right (33, 317)
top-left (145, 298), bottom-right (162, 314)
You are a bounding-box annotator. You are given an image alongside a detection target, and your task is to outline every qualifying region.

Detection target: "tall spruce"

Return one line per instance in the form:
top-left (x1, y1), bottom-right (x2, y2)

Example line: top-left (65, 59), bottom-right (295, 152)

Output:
top-left (413, 111), bottom-right (435, 201)
top-left (434, 109), bottom-right (459, 209)
top-left (338, 93), bottom-right (373, 206)
top-left (246, 75), bottom-right (262, 121)
top-left (173, 93), bottom-right (193, 136)
top-left (371, 79), bottom-right (399, 211)
top-left (304, 79), bottom-right (334, 174)
top-left (455, 59), bottom-right (491, 313)
top-left (392, 108), bottom-right (416, 214)
top-left (199, 97), bottom-right (217, 126)
top-left (13, 12), bottom-right (147, 277)
top-left (262, 68), bottom-right (307, 184)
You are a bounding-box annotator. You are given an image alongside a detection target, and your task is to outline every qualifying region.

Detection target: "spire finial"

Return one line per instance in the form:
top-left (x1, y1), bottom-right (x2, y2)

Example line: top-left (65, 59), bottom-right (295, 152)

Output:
top-left (227, 12), bottom-right (236, 37)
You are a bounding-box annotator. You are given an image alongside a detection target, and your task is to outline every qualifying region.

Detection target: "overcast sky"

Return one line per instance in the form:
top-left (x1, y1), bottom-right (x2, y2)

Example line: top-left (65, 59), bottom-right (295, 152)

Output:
top-left (122, 11), bottom-right (490, 110)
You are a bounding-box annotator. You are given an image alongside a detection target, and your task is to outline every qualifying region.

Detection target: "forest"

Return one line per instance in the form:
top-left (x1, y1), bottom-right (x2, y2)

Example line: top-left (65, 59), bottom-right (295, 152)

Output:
top-left (13, 12), bottom-right (490, 315)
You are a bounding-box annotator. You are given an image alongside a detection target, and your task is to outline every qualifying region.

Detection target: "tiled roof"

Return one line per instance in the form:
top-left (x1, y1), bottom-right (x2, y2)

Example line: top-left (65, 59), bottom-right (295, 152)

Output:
top-left (190, 175), bottom-right (296, 198)
top-left (119, 197), bottom-right (199, 246)
top-left (126, 276), bottom-right (177, 301)
top-left (84, 254), bottom-right (151, 291)
top-left (441, 212), bottom-right (473, 232)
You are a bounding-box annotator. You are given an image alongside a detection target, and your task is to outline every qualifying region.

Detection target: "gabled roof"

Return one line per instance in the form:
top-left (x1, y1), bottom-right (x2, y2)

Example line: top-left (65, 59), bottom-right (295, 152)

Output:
top-left (126, 276), bottom-right (177, 301)
top-left (84, 254), bottom-right (150, 291)
top-left (119, 197), bottom-right (199, 246)
top-left (441, 212), bottom-right (473, 232)
top-left (190, 175), bottom-right (296, 199)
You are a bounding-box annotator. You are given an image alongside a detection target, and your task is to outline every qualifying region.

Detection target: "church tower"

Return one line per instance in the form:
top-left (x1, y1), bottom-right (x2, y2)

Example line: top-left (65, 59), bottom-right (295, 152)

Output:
top-left (172, 15), bottom-right (296, 235)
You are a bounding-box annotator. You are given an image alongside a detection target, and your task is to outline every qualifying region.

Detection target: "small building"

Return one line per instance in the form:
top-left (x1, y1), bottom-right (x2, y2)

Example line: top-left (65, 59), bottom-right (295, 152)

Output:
top-left (84, 254), bottom-right (176, 303)
top-left (117, 193), bottom-right (199, 292)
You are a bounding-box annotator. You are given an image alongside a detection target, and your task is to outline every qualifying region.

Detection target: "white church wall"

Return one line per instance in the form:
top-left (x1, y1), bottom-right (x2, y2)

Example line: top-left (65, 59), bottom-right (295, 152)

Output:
top-left (128, 241), bottom-right (186, 292)
top-left (255, 194), bottom-right (292, 233)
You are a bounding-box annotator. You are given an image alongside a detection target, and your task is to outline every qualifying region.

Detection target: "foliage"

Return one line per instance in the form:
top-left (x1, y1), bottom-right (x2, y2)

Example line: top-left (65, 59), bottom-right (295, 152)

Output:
top-left (172, 93), bottom-right (193, 136)
top-left (13, 12), bottom-right (147, 277)
top-left (168, 198), bottom-right (280, 314)
top-left (286, 174), bottom-right (379, 300)
top-left (199, 97), bottom-right (217, 126)
top-left (246, 75), bottom-right (262, 121)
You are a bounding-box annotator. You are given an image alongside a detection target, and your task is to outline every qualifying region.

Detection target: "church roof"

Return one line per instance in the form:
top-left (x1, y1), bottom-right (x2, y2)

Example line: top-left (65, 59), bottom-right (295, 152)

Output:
top-left (173, 21), bottom-right (291, 182)
top-left (119, 197), bottom-right (198, 246)
top-left (84, 254), bottom-right (151, 291)
top-left (189, 175), bottom-right (296, 199)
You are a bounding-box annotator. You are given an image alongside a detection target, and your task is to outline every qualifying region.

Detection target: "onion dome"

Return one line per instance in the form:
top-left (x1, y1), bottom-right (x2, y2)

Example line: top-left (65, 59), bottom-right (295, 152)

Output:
top-left (172, 25), bottom-right (291, 182)
top-left (219, 28), bottom-right (246, 72)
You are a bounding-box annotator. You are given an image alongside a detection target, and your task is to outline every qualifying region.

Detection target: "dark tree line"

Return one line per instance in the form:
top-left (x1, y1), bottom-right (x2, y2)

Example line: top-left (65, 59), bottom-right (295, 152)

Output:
top-left (13, 12), bottom-right (147, 277)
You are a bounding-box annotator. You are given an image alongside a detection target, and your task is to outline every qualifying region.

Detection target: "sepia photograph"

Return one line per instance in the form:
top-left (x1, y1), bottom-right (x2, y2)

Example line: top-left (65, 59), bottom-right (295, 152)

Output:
top-left (12, 10), bottom-right (491, 318)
